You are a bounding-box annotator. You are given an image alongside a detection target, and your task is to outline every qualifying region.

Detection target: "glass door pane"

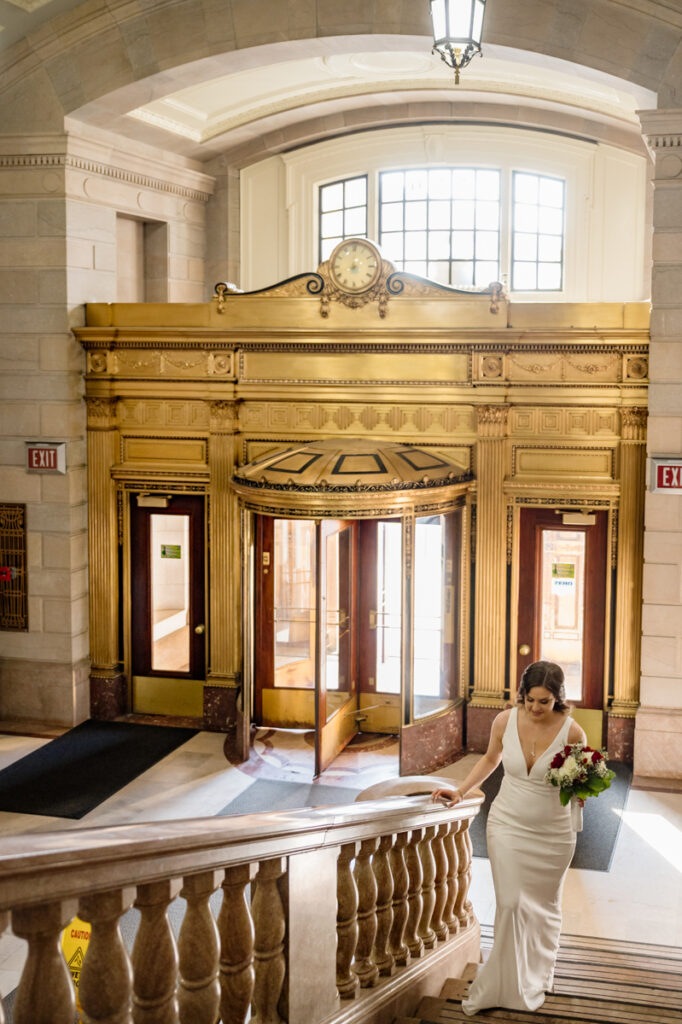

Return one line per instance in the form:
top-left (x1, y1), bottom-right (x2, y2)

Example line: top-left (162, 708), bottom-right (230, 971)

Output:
top-left (324, 525), bottom-right (352, 720)
top-left (274, 519), bottom-right (316, 689)
top-left (375, 521), bottom-right (402, 693)
top-left (412, 513), bottom-right (456, 719)
top-left (539, 529), bottom-right (586, 702)
top-left (150, 513), bottom-right (190, 672)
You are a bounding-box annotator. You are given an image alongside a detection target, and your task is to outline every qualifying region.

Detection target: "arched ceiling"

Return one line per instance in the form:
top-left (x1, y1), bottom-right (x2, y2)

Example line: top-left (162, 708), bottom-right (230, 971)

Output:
top-left (0, 0), bottom-right (678, 159)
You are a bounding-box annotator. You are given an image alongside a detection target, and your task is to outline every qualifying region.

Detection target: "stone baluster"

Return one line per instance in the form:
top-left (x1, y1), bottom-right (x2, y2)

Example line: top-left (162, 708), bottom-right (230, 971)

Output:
top-left (218, 865), bottom-right (254, 1024)
top-left (404, 828), bottom-right (424, 959)
top-left (443, 821), bottom-right (460, 935)
top-left (252, 858), bottom-right (286, 1023)
top-left (431, 824), bottom-right (449, 942)
top-left (388, 832), bottom-right (409, 967)
top-left (417, 825), bottom-right (437, 950)
top-left (336, 842), bottom-right (359, 999)
top-left (178, 871), bottom-right (221, 1024)
top-left (12, 899), bottom-right (78, 1024)
top-left (132, 880), bottom-right (180, 1023)
top-left (372, 833), bottom-right (395, 976)
top-left (79, 888), bottom-right (135, 1024)
top-left (455, 820), bottom-right (475, 928)
top-left (352, 837), bottom-right (379, 988)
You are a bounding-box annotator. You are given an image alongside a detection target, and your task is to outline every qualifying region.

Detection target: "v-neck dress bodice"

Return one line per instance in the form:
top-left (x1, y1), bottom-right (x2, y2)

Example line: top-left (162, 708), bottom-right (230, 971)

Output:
top-left (489, 706), bottom-right (574, 835)
top-left (461, 707), bottom-right (577, 1017)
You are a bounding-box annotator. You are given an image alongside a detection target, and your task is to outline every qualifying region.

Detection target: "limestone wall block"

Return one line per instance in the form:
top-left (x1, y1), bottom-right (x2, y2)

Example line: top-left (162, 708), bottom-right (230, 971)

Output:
top-left (0, 371), bottom-right (82, 403)
top-left (40, 335), bottom-right (86, 373)
top-left (67, 238), bottom-right (97, 270)
top-left (2, 304), bottom-right (69, 334)
top-left (647, 415), bottom-right (682, 454)
top-left (40, 400), bottom-right (86, 438)
top-left (650, 306), bottom-right (682, 337)
top-left (2, 467), bottom-right (42, 503)
top-left (644, 530), bottom-right (682, 565)
top-left (66, 200), bottom-right (117, 243)
top-left (27, 532), bottom-right (43, 569)
top-left (0, 656), bottom-right (91, 722)
top-left (28, 568), bottom-right (73, 599)
top-left (645, 491), bottom-right (682, 531)
top-left (38, 201), bottom-right (67, 237)
top-left (72, 627), bottom-right (90, 663)
top-left (39, 269), bottom-right (69, 305)
top-left (28, 502), bottom-right (73, 534)
top-left (641, 602), bottom-right (682, 637)
top-left (41, 466), bottom-right (88, 505)
top-left (0, 628), bottom-right (73, 661)
top-left (642, 561), bottom-right (682, 605)
top-left (639, 677), bottom-right (682, 709)
top-left (0, 401), bottom-right (40, 437)
top-left (43, 597), bottom-right (74, 635)
top-left (652, 230), bottom-right (682, 262)
top-left (0, 201), bottom-right (37, 236)
top-left (70, 530), bottom-right (89, 571)
top-left (0, 335), bottom-right (41, 370)
top-left (0, 238), bottom-right (66, 268)
top-left (42, 532), bottom-right (73, 570)
top-left (68, 265), bottom-right (116, 304)
top-left (649, 341), bottom-right (682, 383)
top-left (168, 279), bottom-right (204, 302)
top-left (28, 596), bottom-right (44, 633)
top-left (0, 269), bottom-right (39, 304)
top-left (652, 265), bottom-right (682, 306)
top-left (648, 382), bottom-right (682, 415)
top-left (653, 187), bottom-right (682, 230)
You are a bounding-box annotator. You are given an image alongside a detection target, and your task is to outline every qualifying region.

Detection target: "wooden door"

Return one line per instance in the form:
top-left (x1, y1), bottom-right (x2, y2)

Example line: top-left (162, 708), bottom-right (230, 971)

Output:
top-left (130, 494), bottom-right (205, 716)
top-left (517, 508), bottom-right (607, 711)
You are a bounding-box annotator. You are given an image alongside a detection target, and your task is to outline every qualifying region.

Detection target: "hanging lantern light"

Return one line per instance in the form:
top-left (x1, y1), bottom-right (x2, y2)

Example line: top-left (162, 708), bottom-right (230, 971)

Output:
top-left (429, 0), bottom-right (487, 84)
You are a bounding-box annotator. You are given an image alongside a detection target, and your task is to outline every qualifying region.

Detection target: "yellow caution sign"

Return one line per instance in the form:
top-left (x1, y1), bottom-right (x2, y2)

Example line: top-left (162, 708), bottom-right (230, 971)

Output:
top-left (61, 915), bottom-right (91, 1020)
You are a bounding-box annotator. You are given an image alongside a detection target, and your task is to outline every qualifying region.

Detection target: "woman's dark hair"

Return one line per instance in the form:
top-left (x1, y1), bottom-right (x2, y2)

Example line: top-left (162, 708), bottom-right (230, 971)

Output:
top-left (516, 660), bottom-right (570, 713)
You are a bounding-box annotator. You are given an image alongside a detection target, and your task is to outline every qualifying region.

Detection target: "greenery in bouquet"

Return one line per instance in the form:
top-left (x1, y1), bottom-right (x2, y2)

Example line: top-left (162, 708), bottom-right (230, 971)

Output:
top-left (545, 742), bottom-right (616, 806)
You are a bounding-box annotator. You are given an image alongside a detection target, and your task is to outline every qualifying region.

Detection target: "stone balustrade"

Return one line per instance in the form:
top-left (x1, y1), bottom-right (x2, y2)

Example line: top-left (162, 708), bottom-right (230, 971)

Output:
top-left (0, 790), bottom-right (482, 1024)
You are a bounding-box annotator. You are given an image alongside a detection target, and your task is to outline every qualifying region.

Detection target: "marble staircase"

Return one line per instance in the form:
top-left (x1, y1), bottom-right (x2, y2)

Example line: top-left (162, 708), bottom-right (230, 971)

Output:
top-left (395, 928), bottom-right (682, 1023)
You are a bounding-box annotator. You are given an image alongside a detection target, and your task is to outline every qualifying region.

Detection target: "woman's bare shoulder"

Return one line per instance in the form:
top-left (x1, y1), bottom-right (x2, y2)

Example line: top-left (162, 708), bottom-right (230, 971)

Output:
top-left (491, 708), bottom-right (513, 733)
top-left (567, 718), bottom-right (587, 744)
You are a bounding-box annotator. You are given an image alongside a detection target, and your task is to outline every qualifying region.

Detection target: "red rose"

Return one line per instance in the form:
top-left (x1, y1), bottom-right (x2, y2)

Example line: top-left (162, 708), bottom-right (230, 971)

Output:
top-left (563, 745), bottom-right (573, 755)
top-left (592, 750), bottom-right (604, 762)
top-left (550, 752), bottom-right (564, 769)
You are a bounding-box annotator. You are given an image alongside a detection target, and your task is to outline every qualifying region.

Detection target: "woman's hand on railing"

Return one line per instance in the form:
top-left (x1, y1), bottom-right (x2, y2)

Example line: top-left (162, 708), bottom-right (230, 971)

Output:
top-left (431, 788), bottom-right (463, 808)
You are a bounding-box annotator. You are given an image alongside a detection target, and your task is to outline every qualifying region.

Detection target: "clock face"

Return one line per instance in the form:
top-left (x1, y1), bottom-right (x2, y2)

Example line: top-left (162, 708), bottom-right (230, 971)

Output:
top-left (329, 240), bottom-right (381, 293)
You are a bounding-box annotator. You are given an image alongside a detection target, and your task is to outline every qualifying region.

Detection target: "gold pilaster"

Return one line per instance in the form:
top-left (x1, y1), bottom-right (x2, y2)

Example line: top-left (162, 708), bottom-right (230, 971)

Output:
top-left (471, 405), bottom-right (509, 707)
top-left (208, 400), bottom-right (240, 685)
top-left (86, 398), bottom-right (119, 671)
top-left (612, 407), bottom-right (647, 717)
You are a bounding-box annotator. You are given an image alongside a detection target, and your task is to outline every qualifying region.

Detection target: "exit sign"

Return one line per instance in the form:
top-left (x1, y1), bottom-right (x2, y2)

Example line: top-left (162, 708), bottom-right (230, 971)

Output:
top-left (650, 457), bottom-right (682, 493)
top-left (26, 442), bottom-right (66, 474)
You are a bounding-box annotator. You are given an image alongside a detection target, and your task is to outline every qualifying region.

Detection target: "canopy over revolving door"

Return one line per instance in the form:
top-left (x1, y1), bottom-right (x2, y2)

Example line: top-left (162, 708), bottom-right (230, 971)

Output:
top-left (233, 438), bottom-right (472, 776)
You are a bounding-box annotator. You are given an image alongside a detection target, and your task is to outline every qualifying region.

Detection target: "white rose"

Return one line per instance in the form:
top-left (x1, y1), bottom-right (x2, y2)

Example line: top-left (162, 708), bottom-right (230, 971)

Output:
top-left (562, 755), bottom-right (578, 774)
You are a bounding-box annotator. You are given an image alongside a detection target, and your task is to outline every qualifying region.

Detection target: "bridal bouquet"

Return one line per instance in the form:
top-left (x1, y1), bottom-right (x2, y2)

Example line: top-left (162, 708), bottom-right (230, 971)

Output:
top-left (545, 743), bottom-right (616, 805)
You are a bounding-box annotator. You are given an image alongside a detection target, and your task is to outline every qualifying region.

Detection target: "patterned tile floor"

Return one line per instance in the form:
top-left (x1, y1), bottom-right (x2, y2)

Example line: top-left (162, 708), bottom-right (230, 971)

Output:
top-left (0, 726), bottom-right (680, 1002)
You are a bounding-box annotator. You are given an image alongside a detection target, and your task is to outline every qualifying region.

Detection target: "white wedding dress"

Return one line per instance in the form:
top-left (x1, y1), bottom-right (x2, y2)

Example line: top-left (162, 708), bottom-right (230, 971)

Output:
top-left (462, 706), bottom-right (576, 1016)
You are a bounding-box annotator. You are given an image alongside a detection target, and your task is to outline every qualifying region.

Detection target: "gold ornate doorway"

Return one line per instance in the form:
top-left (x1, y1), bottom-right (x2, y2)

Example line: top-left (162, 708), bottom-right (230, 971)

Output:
top-left (234, 438), bottom-right (471, 776)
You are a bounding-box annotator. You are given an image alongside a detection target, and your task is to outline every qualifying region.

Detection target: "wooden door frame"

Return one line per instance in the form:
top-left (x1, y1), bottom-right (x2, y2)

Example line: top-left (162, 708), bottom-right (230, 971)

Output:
top-left (130, 493), bottom-right (206, 680)
top-left (516, 507), bottom-right (607, 709)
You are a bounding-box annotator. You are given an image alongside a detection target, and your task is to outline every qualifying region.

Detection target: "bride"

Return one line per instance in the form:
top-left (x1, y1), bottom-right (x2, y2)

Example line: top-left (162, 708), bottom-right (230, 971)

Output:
top-left (432, 660), bottom-right (586, 1015)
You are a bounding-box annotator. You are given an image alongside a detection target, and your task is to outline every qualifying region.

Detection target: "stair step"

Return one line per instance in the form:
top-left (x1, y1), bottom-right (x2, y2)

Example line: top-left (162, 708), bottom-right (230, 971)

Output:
top-left (415, 991), bottom-right (682, 1024)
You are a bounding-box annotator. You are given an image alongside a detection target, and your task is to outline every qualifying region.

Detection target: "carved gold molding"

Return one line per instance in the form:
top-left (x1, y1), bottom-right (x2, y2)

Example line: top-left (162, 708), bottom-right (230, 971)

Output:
top-left (476, 405), bottom-right (509, 437)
